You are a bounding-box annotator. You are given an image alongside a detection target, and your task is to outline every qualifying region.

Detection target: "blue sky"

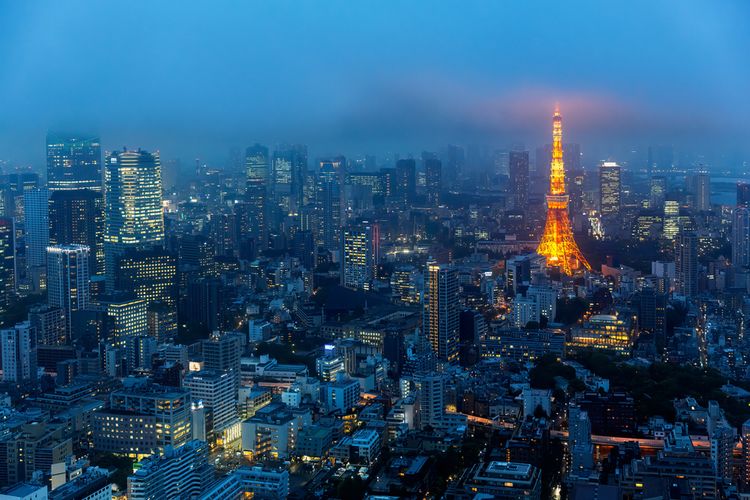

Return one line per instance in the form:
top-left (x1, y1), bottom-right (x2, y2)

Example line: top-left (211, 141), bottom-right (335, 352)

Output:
top-left (0, 1), bottom-right (748, 169)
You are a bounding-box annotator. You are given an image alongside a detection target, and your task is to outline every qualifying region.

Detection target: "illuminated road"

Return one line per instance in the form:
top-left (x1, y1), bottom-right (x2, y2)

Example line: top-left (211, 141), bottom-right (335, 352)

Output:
top-left (549, 430), bottom-right (716, 451)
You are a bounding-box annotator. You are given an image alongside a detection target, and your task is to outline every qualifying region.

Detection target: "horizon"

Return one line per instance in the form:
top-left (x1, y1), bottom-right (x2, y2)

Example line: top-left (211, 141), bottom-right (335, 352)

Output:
top-left (0, 1), bottom-right (749, 171)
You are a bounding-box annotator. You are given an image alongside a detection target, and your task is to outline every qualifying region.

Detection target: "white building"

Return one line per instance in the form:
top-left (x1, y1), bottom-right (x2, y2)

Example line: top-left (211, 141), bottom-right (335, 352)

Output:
top-left (241, 403), bottom-right (305, 460)
top-left (417, 372), bottom-right (445, 428)
top-left (127, 441), bottom-right (213, 500)
top-left (234, 465), bottom-right (289, 500)
top-left (322, 376), bottom-right (359, 414)
top-left (184, 369), bottom-right (238, 433)
top-left (526, 285), bottom-right (557, 323)
top-left (512, 296), bottom-right (539, 328)
top-left (351, 428), bottom-right (381, 465)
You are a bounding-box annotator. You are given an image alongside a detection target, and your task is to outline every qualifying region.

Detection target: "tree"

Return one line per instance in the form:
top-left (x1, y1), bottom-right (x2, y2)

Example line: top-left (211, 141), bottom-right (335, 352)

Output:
top-left (337, 475), bottom-right (366, 500)
top-left (555, 297), bottom-right (588, 325)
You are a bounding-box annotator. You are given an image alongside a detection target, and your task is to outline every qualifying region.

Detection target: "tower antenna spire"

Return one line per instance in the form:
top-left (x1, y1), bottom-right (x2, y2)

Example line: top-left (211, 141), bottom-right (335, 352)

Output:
top-left (536, 106), bottom-right (590, 275)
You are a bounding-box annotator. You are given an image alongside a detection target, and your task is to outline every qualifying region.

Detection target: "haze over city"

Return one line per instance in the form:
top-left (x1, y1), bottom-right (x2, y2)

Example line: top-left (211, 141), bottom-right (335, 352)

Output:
top-left (2, 2), bottom-right (750, 500)
top-left (0, 1), bottom-right (749, 168)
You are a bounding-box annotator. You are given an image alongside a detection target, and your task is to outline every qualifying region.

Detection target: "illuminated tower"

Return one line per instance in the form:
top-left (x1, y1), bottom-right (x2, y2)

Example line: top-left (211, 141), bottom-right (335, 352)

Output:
top-left (423, 262), bottom-right (459, 364)
top-left (46, 134), bottom-right (102, 192)
top-left (104, 149), bottom-right (165, 291)
top-left (341, 222), bottom-right (378, 291)
top-left (47, 244), bottom-right (91, 334)
top-left (536, 107), bottom-right (591, 275)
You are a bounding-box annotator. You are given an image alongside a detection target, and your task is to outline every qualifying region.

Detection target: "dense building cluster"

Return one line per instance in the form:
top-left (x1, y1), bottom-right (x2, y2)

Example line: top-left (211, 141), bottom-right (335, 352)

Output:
top-left (0, 109), bottom-right (749, 500)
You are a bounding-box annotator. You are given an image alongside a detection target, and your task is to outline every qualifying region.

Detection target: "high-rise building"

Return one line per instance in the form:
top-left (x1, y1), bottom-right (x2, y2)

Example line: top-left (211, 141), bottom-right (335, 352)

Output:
top-left (23, 188), bottom-right (49, 272)
top-left (675, 228), bottom-right (698, 297)
top-left (46, 134), bottom-right (102, 191)
top-left (341, 223), bottom-right (377, 291)
top-left (317, 160), bottom-right (342, 250)
top-left (0, 217), bottom-right (15, 313)
top-left (509, 151), bottom-right (529, 210)
top-left (46, 244), bottom-right (90, 334)
top-left (742, 419), bottom-right (750, 489)
top-left (48, 189), bottom-right (104, 275)
top-left (738, 182), bottom-right (750, 208)
top-left (183, 370), bottom-right (238, 435)
top-left (417, 372), bottom-right (445, 427)
top-left (127, 440), bottom-right (213, 500)
top-left (390, 265), bottom-right (419, 304)
top-left (396, 159), bottom-right (416, 204)
top-left (271, 144), bottom-right (307, 216)
top-left (512, 296), bottom-right (539, 328)
top-left (101, 294), bottom-right (149, 347)
top-left (245, 144), bottom-right (269, 246)
top-left (537, 108), bottom-right (590, 275)
top-left (202, 333), bottom-right (243, 389)
top-left (29, 304), bottom-right (66, 346)
top-left (1, 321), bottom-right (35, 383)
top-left (733, 207), bottom-right (750, 269)
top-left (423, 262), bottom-right (459, 363)
top-left (649, 176), bottom-right (667, 210)
top-left (634, 287), bottom-right (667, 341)
top-left (104, 149), bottom-right (165, 291)
top-left (93, 383), bottom-right (192, 459)
top-left (115, 248), bottom-right (178, 309)
top-left (599, 161), bottom-right (621, 216)
top-left (690, 171), bottom-right (711, 212)
top-left (424, 155), bottom-right (442, 206)
top-left (568, 404), bottom-right (594, 478)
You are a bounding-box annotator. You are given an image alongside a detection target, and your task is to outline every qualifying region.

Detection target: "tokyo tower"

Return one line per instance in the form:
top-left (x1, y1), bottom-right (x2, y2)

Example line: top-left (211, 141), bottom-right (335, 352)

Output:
top-left (536, 106), bottom-right (591, 275)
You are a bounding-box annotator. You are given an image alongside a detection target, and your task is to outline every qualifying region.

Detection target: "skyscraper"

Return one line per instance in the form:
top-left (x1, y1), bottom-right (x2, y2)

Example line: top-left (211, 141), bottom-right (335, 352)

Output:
top-left (690, 171), bottom-right (711, 212)
top-left (104, 149), bottom-right (165, 291)
top-left (48, 189), bottom-right (104, 275)
top-left (47, 245), bottom-right (91, 334)
top-left (424, 156), bottom-right (442, 206)
top-left (46, 134), bottom-right (102, 191)
top-left (537, 107), bottom-right (590, 275)
top-left (676, 228), bottom-right (698, 297)
top-left (47, 244), bottom-right (90, 334)
top-left (271, 144), bottom-right (307, 216)
top-left (509, 150), bottom-right (529, 210)
top-left (23, 188), bottom-right (49, 272)
top-left (341, 223), bottom-right (377, 291)
top-left (245, 144), bottom-right (269, 246)
top-left (649, 176), bottom-right (667, 210)
top-left (738, 182), bottom-right (750, 208)
top-left (396, 159), bottom-right (416, 205)
top-left (318, 160), bottom-right (342, 250)
top-left (733, 207), bottom-right (750, 269)
top-left (0, 217), bottom-right (14, 313)
top-left (599, 161), bottom-right (621, 216)
top-left (423, 262), bottom-right (459, 363)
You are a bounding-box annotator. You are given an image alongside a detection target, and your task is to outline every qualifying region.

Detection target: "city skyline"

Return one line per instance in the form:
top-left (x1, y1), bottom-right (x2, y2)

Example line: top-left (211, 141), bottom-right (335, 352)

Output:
top-left (0, 1), bottom-right (749, 169)
top-left (2, 3), bottom-right (750, 499)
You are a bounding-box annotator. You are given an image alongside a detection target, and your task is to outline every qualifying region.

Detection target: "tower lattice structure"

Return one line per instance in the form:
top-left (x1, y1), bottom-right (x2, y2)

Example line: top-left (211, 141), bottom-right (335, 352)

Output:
top-left (536, 107), bottom-right (591, 275)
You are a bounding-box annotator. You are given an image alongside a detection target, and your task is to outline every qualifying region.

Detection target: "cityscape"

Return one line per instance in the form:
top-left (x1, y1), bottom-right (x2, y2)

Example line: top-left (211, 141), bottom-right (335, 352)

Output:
top-left (1, 2), bottom-right (750, 500)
